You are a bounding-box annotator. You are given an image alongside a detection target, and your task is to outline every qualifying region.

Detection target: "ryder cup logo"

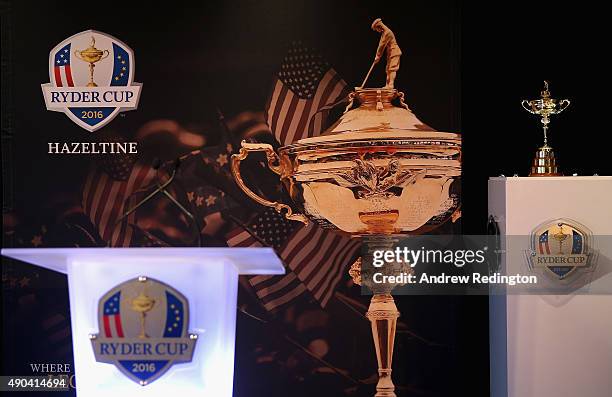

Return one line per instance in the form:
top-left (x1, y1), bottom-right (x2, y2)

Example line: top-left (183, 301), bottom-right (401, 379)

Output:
top-left (528, 219), bottom-right (593, 280)
top-left (41, 30), bottom-right (142, 132)
top-left (90, 276), bottom-right (197, 386)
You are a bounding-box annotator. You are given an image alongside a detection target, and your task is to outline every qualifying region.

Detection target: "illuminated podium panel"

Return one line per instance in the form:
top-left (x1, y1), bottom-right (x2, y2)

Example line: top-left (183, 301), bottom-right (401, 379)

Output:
top-left (1, 248), bottom-right (284, 397)
top-left (488, 176), bottom-right (612, 397)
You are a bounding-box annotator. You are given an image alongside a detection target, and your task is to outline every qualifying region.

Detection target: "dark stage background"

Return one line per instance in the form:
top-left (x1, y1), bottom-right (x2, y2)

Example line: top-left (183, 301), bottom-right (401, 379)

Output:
top-left (2, 0), bottom-right (610, 396)
top-left (461, 4), bottom-right (611, 395)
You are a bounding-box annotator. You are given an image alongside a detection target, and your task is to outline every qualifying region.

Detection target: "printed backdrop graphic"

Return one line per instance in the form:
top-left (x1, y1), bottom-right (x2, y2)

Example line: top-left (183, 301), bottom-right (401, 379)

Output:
top-left (18, 1), bottom-right (612, 397)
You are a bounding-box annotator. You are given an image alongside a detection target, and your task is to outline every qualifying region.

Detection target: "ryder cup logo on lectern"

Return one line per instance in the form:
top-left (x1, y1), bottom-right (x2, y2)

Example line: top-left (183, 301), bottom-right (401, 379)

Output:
top-left (529, 219), bottom-right (593, 280)
top-left (90, 276), bottom-right (197, 386)
top-left (41, 30), bottom-right (142, 132)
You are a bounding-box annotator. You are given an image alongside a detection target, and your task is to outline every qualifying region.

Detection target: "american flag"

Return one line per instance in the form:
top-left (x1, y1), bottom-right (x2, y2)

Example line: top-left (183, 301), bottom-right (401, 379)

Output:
top-left (227, 209), bottom-right (360, 312)
top-left (82, 156), bottom-right (155, 247)
top-left (266, 41), bottom-right (349, 145)
top-left (102, 291), bottom-right (124, 338)
top-left (41, 304), bottom-right (73, 359)
top-left (53, 43), bottom-right (74, 87)
top-left (539, 230), bottom-right (550, 255)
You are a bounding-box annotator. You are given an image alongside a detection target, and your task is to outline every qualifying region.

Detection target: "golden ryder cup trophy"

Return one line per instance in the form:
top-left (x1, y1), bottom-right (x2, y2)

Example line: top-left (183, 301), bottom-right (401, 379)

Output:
top-left (130, 277), bottom-right (156, 339)
top-left (232, 19), bottom-right (461, 397)
top-left (521, 81), bottom-right (570, 176)
top-left (74, 36), bottom-right (110, 87)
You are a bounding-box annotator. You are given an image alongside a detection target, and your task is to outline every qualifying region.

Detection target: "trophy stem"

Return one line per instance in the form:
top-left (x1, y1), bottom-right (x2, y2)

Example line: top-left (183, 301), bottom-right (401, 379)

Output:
top-left (87, 63), bottom-right (97, 87)
top-left (138, 312), bottom-right (148, 339)
top-left (366, 293), bottom-right (400, 397)
top-left (131, 281), bottom-right (155, 339)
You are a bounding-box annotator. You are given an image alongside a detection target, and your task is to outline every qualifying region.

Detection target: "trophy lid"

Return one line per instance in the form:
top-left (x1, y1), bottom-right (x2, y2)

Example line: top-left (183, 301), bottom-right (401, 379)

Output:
top-left (79, 36), bottom-right (105, 57)
top-left (284, 21), bottom-right (460, 151)
top-left (325, 88), bottom-right (434, 135)
top-left (285, 88), bottom-right (460, 150)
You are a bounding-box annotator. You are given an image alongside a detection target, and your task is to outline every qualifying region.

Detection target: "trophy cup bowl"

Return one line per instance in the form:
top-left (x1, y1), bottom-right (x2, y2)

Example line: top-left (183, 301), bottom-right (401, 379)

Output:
top-left (131, 292), bottom-right (155, 313)
top-left (232, 88), bottom-right (461, 235)
top-left (521, 97), bottom-right (570, 123)
top-left (75, 46), bottom-right (107, 64)
top-left (232, 87), bottom-right (461, 397)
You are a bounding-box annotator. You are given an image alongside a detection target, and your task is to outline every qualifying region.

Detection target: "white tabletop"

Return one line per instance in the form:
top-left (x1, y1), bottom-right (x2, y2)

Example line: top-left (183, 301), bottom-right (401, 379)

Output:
top-left (1, 247), bottom-right (284, 275)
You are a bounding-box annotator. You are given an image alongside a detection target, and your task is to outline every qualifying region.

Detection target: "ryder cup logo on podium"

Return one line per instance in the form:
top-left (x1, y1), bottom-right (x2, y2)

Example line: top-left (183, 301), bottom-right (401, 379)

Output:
top-left (41, 30), bottom-right (142, 131)
top-left (90, 276), bottom-right (197, 386)
top-left (528, 219), bottom-right (593, 280)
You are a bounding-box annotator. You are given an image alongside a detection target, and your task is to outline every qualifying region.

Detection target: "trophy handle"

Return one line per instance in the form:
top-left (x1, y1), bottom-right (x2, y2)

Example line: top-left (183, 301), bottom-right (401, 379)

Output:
top-left (101, 49), bottom-right (110, 61)
top-left (521, 100), bottom-right (536, 114)
top-left (73, 50), bottom-right (84, 61)
top-left (557, 99), bottom-right (570, 113)
top-left (231, 141), bottom-right (309, 225)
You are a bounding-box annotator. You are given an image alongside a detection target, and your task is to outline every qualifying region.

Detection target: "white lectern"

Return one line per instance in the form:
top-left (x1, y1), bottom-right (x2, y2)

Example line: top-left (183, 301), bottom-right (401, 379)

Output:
top-left (1, 247), bottom-right (284, 397)
top-left (488, 176), bottom-right (612, 397)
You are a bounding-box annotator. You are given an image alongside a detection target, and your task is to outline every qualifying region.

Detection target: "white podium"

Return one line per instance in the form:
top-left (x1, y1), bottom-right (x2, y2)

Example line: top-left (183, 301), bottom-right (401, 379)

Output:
top-left (488, 176), bottom-right (612, 397)
top-left (1, 248), bottom-right (284, 397)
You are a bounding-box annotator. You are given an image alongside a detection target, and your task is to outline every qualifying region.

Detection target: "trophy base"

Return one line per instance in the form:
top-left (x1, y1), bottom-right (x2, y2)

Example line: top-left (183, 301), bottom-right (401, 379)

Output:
top-left (529, 145), bottom-right (562, 177)
top-left (349, 256), bottom-right (401, 397)
top-left (86, 82), bottom-right (98, 87)
top-left (366, 294), bottom-right (399, 397)
top-left (529, 172), bottom-right (563, 177)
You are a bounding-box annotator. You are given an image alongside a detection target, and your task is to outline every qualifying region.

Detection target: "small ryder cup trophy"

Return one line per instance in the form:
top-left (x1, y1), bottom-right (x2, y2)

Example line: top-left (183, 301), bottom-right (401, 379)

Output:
top-left (74, 36), bottom-right (110, 87)
top-left (130, 277), bottom-right (156, 339)
top-left (521, 81), bottom-right (570, 176)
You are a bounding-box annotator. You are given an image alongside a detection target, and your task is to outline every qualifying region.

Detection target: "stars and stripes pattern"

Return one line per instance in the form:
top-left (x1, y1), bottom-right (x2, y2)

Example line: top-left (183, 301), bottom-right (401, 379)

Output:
top-left (265, 41), bottom-right (349, 146)
top-left (163, 291), bottom-right (184, 338)
top-left (538, 230), bottom-right (550, 255)
top-left (284, 225), bottom-right (360, 307)
top-left (41, 305), bottom-right (73, 359)
top-left (571, 230), bottom-right (583, 254)
top-left (111, 43), bottom-right (130, 86)
top-left (53, 43), bottom-right (74, 87)
top-left (102, 291), bottom-right (124, 338)
top-left (227, 210), bottom-right (360, 312)
top-left (82, 162), bottom-right (155, 247)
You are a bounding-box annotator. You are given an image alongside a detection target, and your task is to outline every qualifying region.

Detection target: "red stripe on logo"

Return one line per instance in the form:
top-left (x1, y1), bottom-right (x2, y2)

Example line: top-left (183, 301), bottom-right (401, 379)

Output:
top-left (114, 314), bottom-right (125, 337)
top-left (64, 65), bottom-right (74, 87)
top-left (539, 240), bottom-right (551, 255)
top-left (103, 315), bottom-right (112, 337)
top-left (54, 66), bottom-right (63, 87)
